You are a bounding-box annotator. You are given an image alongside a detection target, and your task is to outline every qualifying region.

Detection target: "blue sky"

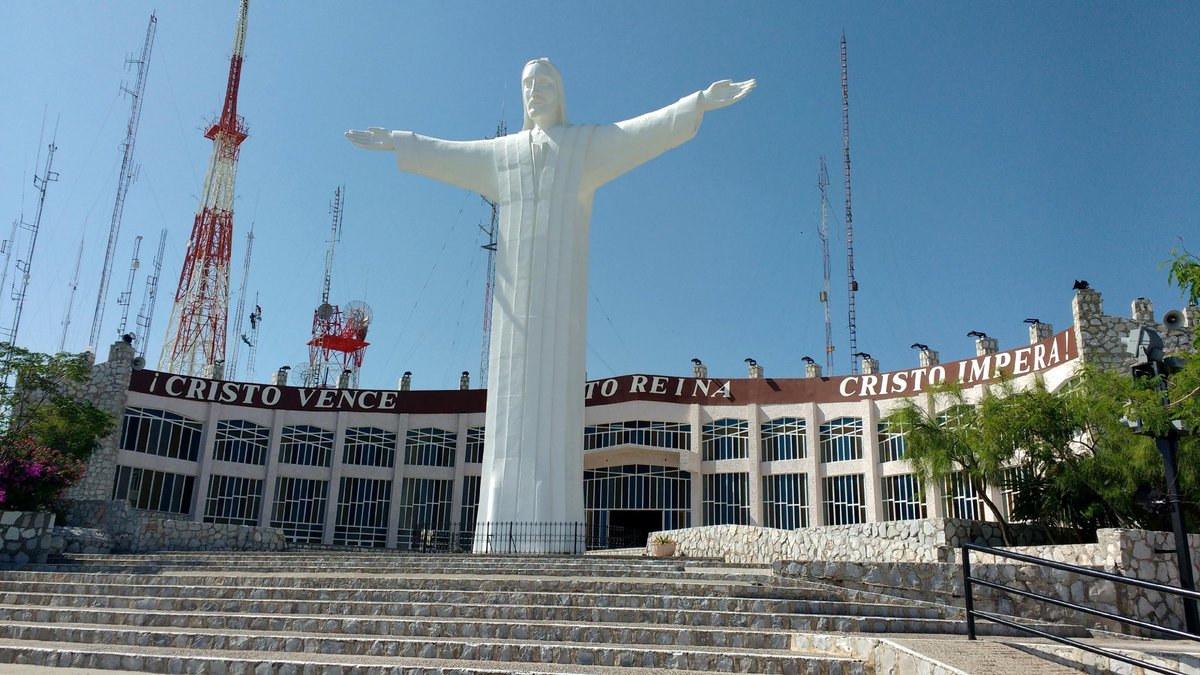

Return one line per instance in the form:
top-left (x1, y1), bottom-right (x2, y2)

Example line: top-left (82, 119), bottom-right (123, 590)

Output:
top-left (1, 2), bottom-right (1196, 389)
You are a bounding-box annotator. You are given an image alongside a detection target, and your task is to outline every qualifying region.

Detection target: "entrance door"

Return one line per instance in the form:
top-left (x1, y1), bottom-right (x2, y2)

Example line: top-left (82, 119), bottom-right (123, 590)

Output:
top-left (608, 509), bottom-right (662, 547)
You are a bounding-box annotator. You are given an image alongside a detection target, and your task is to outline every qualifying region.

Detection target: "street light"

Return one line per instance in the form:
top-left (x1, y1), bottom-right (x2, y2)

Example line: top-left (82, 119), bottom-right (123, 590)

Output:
top-left (1122, 325), bottom-right (1198, 633)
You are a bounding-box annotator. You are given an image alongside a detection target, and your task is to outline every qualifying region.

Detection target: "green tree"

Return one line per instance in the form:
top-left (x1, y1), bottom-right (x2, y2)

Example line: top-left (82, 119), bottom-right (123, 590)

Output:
top-left (0, 344), bottom-right (115, 511)
top-left (886, 382), bottom-right (1019, 544)
top-left (887, 248), bottom-right (1200, 540)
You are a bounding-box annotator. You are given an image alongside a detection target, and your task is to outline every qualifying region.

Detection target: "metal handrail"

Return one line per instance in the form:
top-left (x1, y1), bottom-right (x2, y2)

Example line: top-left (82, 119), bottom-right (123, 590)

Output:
top-left (962, 542), bottom-right (1200, 675)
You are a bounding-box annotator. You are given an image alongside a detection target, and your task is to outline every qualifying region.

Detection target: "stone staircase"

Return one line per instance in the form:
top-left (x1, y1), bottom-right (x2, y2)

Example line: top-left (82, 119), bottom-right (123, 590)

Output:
top-left (0, 550), bottom-right (1180, 673)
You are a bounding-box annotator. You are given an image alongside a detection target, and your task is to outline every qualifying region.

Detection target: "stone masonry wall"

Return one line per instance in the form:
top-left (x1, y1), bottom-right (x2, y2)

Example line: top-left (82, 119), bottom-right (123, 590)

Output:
top-left (656, 518), bottom-right (1056, 564)
top-left (63, 340), bottom-right (135, 501)
top-left (664, 521), bottom-right (1200, 634)
top-left (64, 499), bottom-right (286, 553)
top-left (1073, 288), bottom-right (1196, 371)
top-left (0, 511), bottom-right (55, 564)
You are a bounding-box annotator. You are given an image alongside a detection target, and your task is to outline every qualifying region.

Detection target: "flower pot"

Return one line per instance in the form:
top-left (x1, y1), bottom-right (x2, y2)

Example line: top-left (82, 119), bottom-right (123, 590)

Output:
top-left (649, 540), bottom-right (676, 557)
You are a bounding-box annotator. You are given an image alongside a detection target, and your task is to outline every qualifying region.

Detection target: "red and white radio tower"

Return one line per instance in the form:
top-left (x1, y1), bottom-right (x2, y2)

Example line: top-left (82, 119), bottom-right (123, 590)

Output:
top-left (159, 0), bottom-right (250, 376)
top-left (306, 187), bottom-right (372, 389)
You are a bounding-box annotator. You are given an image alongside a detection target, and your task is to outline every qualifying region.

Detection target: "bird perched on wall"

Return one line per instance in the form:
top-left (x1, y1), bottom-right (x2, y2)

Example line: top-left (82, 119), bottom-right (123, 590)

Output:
top-left (691, 358), bottom-right (702, 366)
top-left (1072, 279), bottom-right (1090, 290)
top-left (801, 356), bottom-right (815, 365)
top-left (744, 358), bottom-right (756, 367)
top-left (910, 343), bottom-right (929, 351)
top-left (967, 331), bottom-right (989, 339)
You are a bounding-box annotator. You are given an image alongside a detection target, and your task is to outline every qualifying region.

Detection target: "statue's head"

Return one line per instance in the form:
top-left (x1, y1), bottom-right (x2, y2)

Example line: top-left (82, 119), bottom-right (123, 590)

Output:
top-left (521, 58), bottom-right (567, 131)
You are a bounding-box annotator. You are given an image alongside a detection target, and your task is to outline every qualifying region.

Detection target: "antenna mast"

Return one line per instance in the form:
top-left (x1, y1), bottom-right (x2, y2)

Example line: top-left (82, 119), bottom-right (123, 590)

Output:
top-left (59, 235), bottom-right (85, 352)
top-left (3, 139), bottom-right (59, 345)
top-left (306, 187), bottom-right (371, 388)
top-left (226, 220), bottom-right (255, 379)
top-left (90, 13), bottom-right (156, 349)
top-left (841, 33), bottom-right (861, 375)
top-left (244, 295), bottom-right (261, 382)
top-left (479, 120), bottom-right (506, 387)
top-left (817, 156), bottom-right (834, 374)
top-left (133, 228), bottom-right (167, 358)
top-left (308, 186), bottom-right (343, 387)
top-left (115, 235), bottom-right (143, 337)
top-left (160, 0), bottom-right (249, 376)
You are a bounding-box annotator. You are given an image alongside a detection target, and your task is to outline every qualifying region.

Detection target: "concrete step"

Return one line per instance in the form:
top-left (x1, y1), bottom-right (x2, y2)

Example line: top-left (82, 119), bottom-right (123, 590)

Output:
top-left (0, 586), bottom-right (952, 622)
top-left (49, 552), bottom-right (749, 574)
top-left (0, 637), bottom-right (866, 674)
top-left (0, 605), bottom-right (797, 650)
top-left (0, 622), bottom-right (868, 673)
top-left (0, 550), bottom-right (1116, 673)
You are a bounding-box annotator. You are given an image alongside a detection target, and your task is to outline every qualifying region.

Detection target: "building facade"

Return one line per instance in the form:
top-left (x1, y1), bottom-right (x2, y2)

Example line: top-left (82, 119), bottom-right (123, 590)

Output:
top-left (67, 288), bottom-right (1196, 547)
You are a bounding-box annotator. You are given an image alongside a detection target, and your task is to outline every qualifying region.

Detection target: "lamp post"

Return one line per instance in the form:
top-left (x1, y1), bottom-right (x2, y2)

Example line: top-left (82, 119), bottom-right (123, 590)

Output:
top-left (1122, 326), bottom-right (1199, 634)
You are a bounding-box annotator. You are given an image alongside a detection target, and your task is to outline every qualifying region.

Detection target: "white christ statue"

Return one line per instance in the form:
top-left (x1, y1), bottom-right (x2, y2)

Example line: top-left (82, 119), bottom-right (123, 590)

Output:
top-left (347, 59), bottom-right (753, 550)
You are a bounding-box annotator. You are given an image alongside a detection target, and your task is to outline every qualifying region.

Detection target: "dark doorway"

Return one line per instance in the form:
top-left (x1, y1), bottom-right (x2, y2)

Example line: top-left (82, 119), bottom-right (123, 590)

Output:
top-left (608, 510), bottom-right (662, 547)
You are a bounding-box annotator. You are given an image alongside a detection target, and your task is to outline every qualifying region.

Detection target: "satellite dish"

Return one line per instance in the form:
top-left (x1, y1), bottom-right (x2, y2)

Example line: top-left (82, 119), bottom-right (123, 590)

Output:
top-left (316, 303), bottom-right (334, 320)
top-left (291, 361), bottom-right (312, 387)
top-left (342, 300), bottom-right (373, 331)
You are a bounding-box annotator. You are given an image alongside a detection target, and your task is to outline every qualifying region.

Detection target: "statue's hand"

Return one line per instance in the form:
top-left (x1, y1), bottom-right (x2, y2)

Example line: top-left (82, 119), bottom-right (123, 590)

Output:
top-left (699, 79), bottom-right (756, 112)
top-left (345, 127), bottom-right (394, 151)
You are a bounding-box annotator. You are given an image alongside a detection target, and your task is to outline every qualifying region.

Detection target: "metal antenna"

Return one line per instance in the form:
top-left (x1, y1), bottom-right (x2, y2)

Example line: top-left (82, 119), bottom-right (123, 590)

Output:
top-left (4, 137), bottom-right (59, 345)
top-left (133, 229), bottom-right (167, 358)
top-left (244, 293), bottom-right (261, 382)
top-left (817, 156), bottom-right (834, 374)
top-left (308, 186), bottom-right (343, 387)
top-left (841, 33), bottom-right (861, 374)
top-left (115, 235), bottom-right (143, 337)
top-left (59, 234), bottom-right (85, 352)
top-left (90, 12), bottom-right (156, 349)
top-left (226, 219), bottom-right (255, 379)
top-left (479, 119), bottom-right (506, 387)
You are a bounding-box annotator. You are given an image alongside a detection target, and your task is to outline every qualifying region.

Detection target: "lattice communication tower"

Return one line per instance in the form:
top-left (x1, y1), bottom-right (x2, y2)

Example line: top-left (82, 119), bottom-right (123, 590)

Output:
top-left (115, 235), bottom-right (143, 337)
top-left (159, 0), bottom-right (250, 376)
top-left (134, 229), bottom-right (168, 359)
top-left (841, 33), bottom-right (861, 375)
top-left (817, 156), bottom-right (834, 374)
top-left (59, 236), bottom-right (85, 353)
top-left (90, 13), bottom-right (156, 350)
top-left (306, 187), bottom-right (372, 388)
top-left (2, 138), bottom-right (58, 346)
top-left (226, 220), bottom-right (254, 379)
top-left (478, 120), bottom-right (507, 387)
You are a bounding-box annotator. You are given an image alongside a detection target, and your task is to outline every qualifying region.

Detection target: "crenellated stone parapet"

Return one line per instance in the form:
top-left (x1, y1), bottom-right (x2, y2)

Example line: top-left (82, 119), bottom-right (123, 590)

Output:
top-left (62, 340), bottom-right (135, 501)
top-left (1073, 289), bottom-right (1195, 372)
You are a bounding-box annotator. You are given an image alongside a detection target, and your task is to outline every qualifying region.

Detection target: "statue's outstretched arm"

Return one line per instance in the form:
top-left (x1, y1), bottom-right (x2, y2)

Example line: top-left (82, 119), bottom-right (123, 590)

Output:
top-left (698, 79), bottom-right (756, 112)
top-left (345, 127), bottom-right (395, 151)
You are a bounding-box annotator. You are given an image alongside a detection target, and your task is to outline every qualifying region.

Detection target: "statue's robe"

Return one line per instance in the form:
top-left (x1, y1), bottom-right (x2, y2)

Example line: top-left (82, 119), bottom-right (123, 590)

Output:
top-left (389, 93), bottom-right (704, 549)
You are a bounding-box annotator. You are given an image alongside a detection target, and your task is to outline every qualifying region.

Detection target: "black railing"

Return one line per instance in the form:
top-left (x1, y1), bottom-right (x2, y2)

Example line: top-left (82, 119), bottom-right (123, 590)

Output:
top-left (402, 521), bottom-right (631, 554)
top-left (962, 542), bottom-right (1200, 675)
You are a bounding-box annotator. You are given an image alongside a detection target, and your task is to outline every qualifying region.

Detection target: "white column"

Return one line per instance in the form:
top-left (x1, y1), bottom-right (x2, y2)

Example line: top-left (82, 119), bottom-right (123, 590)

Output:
top-left (386, 412), bottom-right (411, 548)
top-left (321, 412), bottom-right (348, 545)
top-left (746, 403), bottom-right (763, 526)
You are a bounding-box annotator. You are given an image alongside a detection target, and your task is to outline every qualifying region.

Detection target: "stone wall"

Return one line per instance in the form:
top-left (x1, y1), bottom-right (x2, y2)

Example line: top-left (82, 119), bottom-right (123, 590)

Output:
top-left (659, 521), bottom-right (1200, 634)
top-left (63, 340), bottom-right (135, 501)
top-left (0, 511), bottom-right (55, 564)
top-left (1073, 288), bottom-right (1196, 371)
top-left (64, 499), bottom-right (286, 553)
top-left (656, 518), bottom-right (1058, 564)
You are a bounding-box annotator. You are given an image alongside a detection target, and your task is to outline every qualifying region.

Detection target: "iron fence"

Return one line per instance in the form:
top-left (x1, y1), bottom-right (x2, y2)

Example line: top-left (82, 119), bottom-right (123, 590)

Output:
top-left (962, 542), bottom-right (1200, 675)
top-left (401, 521), bottom-right (631, 554)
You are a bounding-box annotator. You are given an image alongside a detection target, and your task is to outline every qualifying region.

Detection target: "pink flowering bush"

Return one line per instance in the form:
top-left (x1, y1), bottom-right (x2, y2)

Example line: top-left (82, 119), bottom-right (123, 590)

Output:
top-left (0, 437), bottom-right (85, 512)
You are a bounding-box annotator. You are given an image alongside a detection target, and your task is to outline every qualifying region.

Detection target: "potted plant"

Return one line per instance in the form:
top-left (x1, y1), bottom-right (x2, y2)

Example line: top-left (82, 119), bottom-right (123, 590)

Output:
top-left (648, 533), bottom-right (676, 557)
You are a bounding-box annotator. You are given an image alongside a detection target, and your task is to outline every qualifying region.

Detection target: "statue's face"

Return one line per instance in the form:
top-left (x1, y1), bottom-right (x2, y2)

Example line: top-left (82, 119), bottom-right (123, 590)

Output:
top-left (522, 61), bottom-right (562, 129)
